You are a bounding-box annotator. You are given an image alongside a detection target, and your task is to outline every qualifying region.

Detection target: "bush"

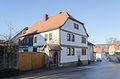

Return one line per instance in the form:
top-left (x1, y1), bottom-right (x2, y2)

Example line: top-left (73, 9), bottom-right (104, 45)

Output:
top-left (78, 59), bottom-right (82, 66)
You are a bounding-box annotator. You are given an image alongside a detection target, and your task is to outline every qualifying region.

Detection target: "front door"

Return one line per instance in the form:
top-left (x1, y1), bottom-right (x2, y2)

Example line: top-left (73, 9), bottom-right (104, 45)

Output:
top-left (54, 52), bottom-right (58, 66)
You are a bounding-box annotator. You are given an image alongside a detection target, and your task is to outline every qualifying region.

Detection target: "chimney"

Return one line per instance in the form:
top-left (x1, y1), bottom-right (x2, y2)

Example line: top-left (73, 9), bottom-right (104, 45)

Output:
top-left (44, 14), bottom-right (48, 21)
top-left (59, 12), bottom-right (62, 14)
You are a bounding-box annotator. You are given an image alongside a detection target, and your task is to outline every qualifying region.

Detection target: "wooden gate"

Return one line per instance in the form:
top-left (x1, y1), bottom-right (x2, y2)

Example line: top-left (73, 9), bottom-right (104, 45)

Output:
top-left (19, 52), bottom-right (45, 71)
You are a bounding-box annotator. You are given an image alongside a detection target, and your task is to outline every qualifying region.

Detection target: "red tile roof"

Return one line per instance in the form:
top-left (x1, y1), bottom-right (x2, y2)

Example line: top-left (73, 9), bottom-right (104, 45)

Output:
top-left (112, 41), bottom-right (120, 50)
top-left (19, 12), bottom-right (88, 37)
top-left (94, 48), bottom-right (102, 54)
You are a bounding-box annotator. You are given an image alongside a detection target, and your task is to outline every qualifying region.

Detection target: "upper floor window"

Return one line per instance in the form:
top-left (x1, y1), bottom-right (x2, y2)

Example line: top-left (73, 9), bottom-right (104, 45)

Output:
top-left (49, 33), bottom-right (52, 40)
top-left (67, 48), bottom-right (70, 56)
top-left (34, 37), bottom-right (37, 43)
top-left (67, 33), bottom-right (71, 41)
top-left (82, 37), bottom-right (86, 44)
top-left (74, 23), bottom-right (79, 30)
top-left (45, 34), bottom-right (48, 41)
top-left (82, 49), bottom-right (86, 55)
top-left (72, 34), bottom-right (75, 42)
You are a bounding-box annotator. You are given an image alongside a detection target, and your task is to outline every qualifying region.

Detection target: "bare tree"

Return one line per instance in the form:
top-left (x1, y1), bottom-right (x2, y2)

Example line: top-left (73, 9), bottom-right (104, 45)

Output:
top-left (105, 37), bottom-right (117, 44)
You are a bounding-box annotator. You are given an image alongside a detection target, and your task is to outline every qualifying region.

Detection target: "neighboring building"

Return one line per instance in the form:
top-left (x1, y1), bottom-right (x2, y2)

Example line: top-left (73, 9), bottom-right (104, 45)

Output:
top-left (19, 12), bottom-right (89, 66)
top-left (95, 44), bottom-right (111, 49)
top-left (109, 41), bottom-right (120, 55)
top-left (94, 48), bottom-right (104, 59)
top-left (108, 41), bottom-right (120, 62)
top-left (0, 40), bottom-right (5, 44)
top-left (11, 27), bottom-right (28, 45)
top-left (109, 45), bottom-right (115, 55)
top-left (87, 41), bottom-right (95, 61)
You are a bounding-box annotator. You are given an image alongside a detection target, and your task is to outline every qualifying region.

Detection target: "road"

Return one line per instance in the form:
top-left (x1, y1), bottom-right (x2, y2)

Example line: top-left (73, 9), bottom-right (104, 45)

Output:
top-left (7, 60), bottom-right (120, 79)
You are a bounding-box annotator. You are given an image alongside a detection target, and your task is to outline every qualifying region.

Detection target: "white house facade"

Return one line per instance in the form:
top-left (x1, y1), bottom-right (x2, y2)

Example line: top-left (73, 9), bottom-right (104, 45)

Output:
top-left (19, 12), bottom-right (89, 66)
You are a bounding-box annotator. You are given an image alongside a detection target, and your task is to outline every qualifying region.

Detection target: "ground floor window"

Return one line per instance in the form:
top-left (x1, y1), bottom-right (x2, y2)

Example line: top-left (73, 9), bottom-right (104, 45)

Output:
top-left (82, 49), bottom-right (86, 55)
top-left (67, 47), bottom-right (75, 56)
top-left (67, 48), bottom-right (70, 56)
top-left (72, 48), bottom-right (75, 56)
top-left (33, 48), bottom-right (37, 52)
top-left (24, 49), bottom-right (28, 52)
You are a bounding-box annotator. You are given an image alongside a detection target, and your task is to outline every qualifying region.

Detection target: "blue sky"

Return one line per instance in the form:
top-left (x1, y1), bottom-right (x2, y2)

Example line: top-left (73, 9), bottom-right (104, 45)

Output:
top-left (0, 0), bottom-right (120, 44)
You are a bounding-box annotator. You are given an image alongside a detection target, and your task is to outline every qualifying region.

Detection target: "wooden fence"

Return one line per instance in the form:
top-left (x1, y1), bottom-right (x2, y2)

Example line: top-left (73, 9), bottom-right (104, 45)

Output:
top-left (19, 52), bottom-right (45, 71)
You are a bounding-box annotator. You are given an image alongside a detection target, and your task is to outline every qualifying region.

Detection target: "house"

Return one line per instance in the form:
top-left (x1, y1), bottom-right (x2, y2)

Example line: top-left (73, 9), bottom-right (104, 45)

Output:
top-left (11, 27), bottom-right (28, 46)
top-left (109, 41), bottom-right (120, 61)
top-left (19, 12), bottom-right (89, 66)
top-left (94, 48), bottom-right (104, 59)
top-left (87, 41), bottom-right (95, 62)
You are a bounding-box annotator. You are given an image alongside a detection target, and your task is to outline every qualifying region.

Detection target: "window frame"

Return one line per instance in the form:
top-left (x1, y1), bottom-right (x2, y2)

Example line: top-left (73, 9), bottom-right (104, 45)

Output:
top-left (72, 34), bottom-right (75, 42)
top-left (49, 33), bottom-right (52, 40)
top-left (82, 37), bottom-right (86, 44)
top-left (72, 48), bottom-right (75, 56)
top-left (45, 34), bottom-right (48, 41)
top-left (67, 48), bottom-right (70, 56)
top-left (67, 33), bottom-right (71, 41)
top-left (34, 37), bottom-right (37, 43)
top-left (82, 49), bottom-right (86, 55)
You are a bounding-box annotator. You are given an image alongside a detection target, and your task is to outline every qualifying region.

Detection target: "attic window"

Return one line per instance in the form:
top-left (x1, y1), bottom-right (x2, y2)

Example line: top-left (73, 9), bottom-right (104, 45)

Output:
top-left (74, 23), bottom-right (79, 30)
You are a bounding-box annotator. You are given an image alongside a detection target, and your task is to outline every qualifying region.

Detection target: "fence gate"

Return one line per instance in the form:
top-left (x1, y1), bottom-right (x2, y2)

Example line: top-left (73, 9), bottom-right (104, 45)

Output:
top-left (19, 52), bottom-right (45, 71)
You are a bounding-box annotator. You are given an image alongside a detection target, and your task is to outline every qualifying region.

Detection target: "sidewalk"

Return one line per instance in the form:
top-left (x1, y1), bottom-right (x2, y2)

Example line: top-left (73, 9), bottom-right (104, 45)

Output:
top-left (6, 62), bottom-right (98, 79)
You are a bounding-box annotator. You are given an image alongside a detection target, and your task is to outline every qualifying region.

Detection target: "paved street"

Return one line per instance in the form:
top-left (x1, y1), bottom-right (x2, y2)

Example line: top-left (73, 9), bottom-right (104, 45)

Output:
top-left (7, 60), bottom-right (120, 79)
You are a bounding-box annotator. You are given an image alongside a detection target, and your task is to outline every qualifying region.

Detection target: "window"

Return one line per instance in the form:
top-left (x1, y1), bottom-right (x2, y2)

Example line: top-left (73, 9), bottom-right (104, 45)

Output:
top-left (29, 38), bottom-right (31, 43)
top-left (45, 34), bottom-right (48, 41)
top-left (82, 49), bottom-right (86, 55)
top-left (67, 33), bottom-right (71, 41)
top-left (82, 37), bottom-right (86, 44)
top-left (33, 48), bottom-right (37, 52)
top-left (27, 38), bottom-right (29, 44)
top-left (72, 34), bottom-right (75, 42)
top-left (24, 49), bottom-right (28, 52)
top-left (34, 37), bottom-right (37, 43)
top-left (74, 23), bottom-right (79, 30)
top-left (76, 24), bottom-right (79, 29)
top-left (72, 48), bottom-right (75, 55)
top-left (49, 33), bottom-right (52, 40)
top-left (74, 23), bottom-right (77, 29)
top-left (67, 48), bottom-right (70, 56)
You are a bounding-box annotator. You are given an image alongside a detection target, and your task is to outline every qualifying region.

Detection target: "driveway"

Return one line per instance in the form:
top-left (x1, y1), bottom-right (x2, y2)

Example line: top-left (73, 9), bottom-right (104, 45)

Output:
top-left (6, 60), bottom-right (120, 79)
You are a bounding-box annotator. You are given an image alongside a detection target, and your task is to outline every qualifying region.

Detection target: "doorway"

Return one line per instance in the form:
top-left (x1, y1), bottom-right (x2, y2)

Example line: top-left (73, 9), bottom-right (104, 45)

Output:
top-left (54, 52), bottom-right (58, 66)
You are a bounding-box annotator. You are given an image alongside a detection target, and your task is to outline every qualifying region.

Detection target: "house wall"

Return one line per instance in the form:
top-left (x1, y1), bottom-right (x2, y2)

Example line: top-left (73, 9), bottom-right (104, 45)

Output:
top-left (33, 29), bottom-right (59, 47)
top-left (61, 19), bottom-right (87, 37)
top-left (109, 45), bottom-right (115, 55)
top-left (96, 53), bottom-right (101, 59)
top-left (60, 47), bottom-right (88, 65)
top-left (60, 18), bottom-right (88, 64)
top-left (87, 45), bottom-right (94, 61)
